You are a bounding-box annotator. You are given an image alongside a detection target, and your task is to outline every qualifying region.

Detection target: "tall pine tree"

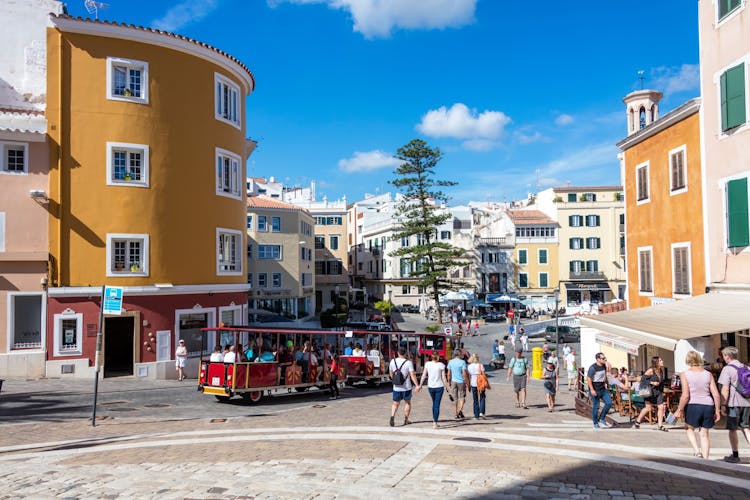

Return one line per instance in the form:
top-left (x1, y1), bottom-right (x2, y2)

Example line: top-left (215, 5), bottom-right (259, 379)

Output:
top-left (390, 139), bottom-right (470, 311)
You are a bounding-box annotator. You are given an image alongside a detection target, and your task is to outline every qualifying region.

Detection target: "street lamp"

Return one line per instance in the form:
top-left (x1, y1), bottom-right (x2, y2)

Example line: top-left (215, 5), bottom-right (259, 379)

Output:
top-left (387, 288), bottom-right (393, 328)
top-left (554, 288), bottom-right (560, 357)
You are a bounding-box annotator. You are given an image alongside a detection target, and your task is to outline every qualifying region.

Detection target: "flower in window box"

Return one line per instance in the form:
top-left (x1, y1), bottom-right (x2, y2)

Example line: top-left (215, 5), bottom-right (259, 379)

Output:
top-left (123, 88), bottom-right (133, 97)
top-left (124, 172), bottom-right (132, 181)
top-left (130, 263), bottom-right (140, 272)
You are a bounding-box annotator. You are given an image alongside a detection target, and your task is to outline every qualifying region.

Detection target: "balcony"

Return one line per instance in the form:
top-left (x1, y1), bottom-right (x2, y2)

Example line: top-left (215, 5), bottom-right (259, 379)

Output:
top-left (568, 271), bottom-right (607, 281)
top-left (477, 237), bottom-right (509, 247)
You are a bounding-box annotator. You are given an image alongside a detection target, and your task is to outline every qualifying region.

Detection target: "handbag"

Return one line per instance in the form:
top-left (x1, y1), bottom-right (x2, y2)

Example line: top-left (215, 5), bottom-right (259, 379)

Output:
top-left (637, 385), bottom-right (652, 398)
top-left (477, 370), bottom-right (490, 392)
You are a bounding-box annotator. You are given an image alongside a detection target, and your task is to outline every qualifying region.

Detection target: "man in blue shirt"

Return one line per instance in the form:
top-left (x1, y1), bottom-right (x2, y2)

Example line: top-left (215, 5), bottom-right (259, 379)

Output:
top-left (447, 351), bottom-right (469, 419)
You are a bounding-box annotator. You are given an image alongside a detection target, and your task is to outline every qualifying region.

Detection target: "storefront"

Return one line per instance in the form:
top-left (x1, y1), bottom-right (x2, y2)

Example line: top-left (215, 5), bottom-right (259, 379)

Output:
top-left (564, 282), bottom-right (612, 305)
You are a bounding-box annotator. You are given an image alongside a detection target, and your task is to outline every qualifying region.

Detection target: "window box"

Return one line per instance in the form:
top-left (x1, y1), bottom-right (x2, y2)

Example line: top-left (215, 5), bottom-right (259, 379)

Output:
top-left (106, 234), bottom-right (149, 277)
top-left (106, 142), bottom-right (149, 187)
top-left (107, 57), bottom-right (148, 104)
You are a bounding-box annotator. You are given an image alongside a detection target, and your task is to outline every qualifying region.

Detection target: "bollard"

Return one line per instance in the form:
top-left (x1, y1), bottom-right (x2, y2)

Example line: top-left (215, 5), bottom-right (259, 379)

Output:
top-left (531, 346), bottom-right (544, 379)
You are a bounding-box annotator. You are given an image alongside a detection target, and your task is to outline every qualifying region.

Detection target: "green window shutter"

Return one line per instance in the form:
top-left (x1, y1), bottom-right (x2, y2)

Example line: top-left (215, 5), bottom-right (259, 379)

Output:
top-left (569, 261), bottom-right (574, 273)
top-left (569, 238), bottom-right (574, 249)
top-left (568, 215), bottom-right (574, 226)
top-left (567, 193), bottom-right (576, 202)
top-left (722, 64), bottom-right (746, 131)
top-left (727, 178), bottom-right (750, 247)
top-left (539, 249), bottom-right (547, 264)
top-left (539, 273), bottom-right (548, 288)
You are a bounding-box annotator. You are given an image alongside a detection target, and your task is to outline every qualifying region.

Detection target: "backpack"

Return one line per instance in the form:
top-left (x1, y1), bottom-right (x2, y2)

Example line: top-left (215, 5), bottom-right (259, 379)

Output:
top-left (728, 364), bottom-right (750, 398)
top-left (391, 359), bottom-right (407, 386)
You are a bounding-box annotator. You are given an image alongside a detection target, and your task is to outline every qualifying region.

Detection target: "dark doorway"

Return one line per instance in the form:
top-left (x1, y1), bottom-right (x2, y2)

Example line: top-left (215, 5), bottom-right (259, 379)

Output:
top-left (104, 316), bottom-right (135, 378)
top-left (315, 291), bottom-right (323, 313)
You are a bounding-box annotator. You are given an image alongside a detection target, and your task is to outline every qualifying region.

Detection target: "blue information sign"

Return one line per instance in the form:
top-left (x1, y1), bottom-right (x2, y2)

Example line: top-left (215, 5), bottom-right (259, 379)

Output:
top-left (102, 286), bottom-right (124, 315)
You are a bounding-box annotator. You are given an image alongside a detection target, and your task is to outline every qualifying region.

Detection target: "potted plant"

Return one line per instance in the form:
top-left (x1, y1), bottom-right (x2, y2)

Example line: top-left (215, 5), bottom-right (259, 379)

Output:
top-left (124, 172), bottom-right (132, 181)
top-left (114, 262), bottom-right (125, 271)
top-left (614, 192), bottom-right (623, 201)
top-left (123, 88), bottom-right (133, 97)
top-left (553, 195), bottom-right (563, 203)
top-left (130, 262), bottom-right (140, 272)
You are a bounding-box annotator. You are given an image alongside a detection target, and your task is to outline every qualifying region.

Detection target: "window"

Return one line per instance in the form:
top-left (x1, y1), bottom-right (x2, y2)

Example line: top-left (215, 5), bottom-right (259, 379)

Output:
top-left (106, 233), bottom-right (149, 276)
top-left (585, 215), bottom-right (600, 227)
top-left (567, 193), bottom-right (577, 202)
top-left (636, 162), bottom-right (650, 203)
top-left (727, 178), bottom-right (749, 247)
top-left (569, 238), bottom-right (584, 250)
top-left (329, 235), bottom-right (339, 250)
top-left (271, 216), bottom-right (281, 232)
top-left (315, 235), bottom-right (325, 249)
top-left (539, 273), bottom-right (548, 288)
top-left (272, 273), bottom-right (282, 288)
top-left (301, 273), bottom-right (312, 286)
top-left (107, 57), bottom-right (148, 103)
top-left (719, 0), bottom-right (742, 20)
top-left (216, 149), bottom-right (242, 199)
top-left (518, 249), bottom-right (527, 264)
top-left (400, 258), bottom-right (411, 277)
top-left (258, 273), bottom-right (267, 288)
top-left (586, 237), bottom-right (601, 249)
top-left (247, 273), bottom-right (253, 288)
top-left (569, 215), bottom-right (583, 227)
top-left (720, 63), bottom-right (746, 132)
top-left (582, 192), bottom-right (597, 202)
top-left (215, 73), bottom-right (241, 128)
top-left (315, 261), bottom-right (324, 274)
top-left (247, 243), bottom-right (253, 258)
top-left (440, 230), bottom-right (451, 239)
top-left (638, 248), bottom-right (653, 293)
top-left (53, 312), bottom-right (83, 356)
top-left (106, 142), bottom-right (149, 187)
top-left (401, 236), bottom-right (410, 247)
top-left (8, 293), bottom-right (45, 349)
top-left (569, 260), bottom-right (584, 274)
top-left (247, 216), bottom-right (253, 229)
top-left (1, 142), bottom-right (28, 174)
top-left (327, 260), bottom-right (343, 275)
top-left (402, 285), bottom-right (410, 295)
top-left (258, 244), bottom-right (282, 260)
top-left (518, 273), bottom-right (528, 288)
top-left (217, 228), bottom-right (242, 275)
top-left (538, 249), bottom-right (548, 264)
top-left (672, 244), bottom-right (691, 295)
top-left (257, 216), bottom-right (267, 232)
top-left (300, 221), bottom-right (312, 236)
top-left (669, 146), bottom-right (687, 193)
top-left (314, 216), bottom-right (343, 225)
top-left (586, 260), bottom-right (598, 272)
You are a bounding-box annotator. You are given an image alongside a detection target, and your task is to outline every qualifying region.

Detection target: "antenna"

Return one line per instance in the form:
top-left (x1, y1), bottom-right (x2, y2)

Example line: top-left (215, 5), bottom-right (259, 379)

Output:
top-left (84, 0), bottom-right (109, 20)
top-left (535, 168), bottom-right (541, 190)
top-left (637, 69), bottom-right (645, 90)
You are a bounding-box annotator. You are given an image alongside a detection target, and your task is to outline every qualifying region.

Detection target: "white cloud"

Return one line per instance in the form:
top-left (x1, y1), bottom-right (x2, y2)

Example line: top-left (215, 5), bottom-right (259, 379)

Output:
top-left (271, 0), bottom-right (476, 38)
top-left (152, 0), bottom-right (220, 32)
top-left (417, 103), bottom-right (511, 141)
top-left (461, 139), bottom-right (497, 151)
top-left (338, 150), bottom-right (400, 173)
top-left (651, 64), bottom-right (700, 96)
top-left (516, 130), bottom-right (545, 144)
top-left (555, 114), bottom-right (574, 126)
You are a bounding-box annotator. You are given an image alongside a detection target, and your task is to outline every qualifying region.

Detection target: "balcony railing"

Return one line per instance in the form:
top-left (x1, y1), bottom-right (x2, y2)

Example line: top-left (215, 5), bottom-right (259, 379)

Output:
top-left (477, 237), bottom-right (508, 246)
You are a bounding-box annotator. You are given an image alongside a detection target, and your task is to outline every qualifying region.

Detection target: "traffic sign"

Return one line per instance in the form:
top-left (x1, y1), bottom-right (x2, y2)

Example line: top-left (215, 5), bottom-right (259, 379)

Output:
top-left (507, 310), bottom-right (514, 318)
top-left (444, 326), bottom-right (452, 335)
top-left (102, 286), bottom-right (123, 315)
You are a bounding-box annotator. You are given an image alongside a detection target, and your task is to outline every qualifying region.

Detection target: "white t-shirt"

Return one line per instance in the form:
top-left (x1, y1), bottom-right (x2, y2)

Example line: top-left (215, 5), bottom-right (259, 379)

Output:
top-left (563, 345), bottom-right (572, 357)
top-left (224, 352), bottom-right (236, 363)
top-left (498, 344), bottom-right (505, 355)
top-left (210, 352), bottom-right (223, 362)
top-left (467, 362), bottom-right (484, 387)
top-left (390, 358), bottom-right (415, 392)
top-left (565, 352), bottom-right (576, 371)
top-left (423, 361), bottom-right (446, 388)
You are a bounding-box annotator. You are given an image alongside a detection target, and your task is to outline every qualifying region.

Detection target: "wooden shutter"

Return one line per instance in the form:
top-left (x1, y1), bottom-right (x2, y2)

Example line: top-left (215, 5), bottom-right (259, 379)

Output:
top-left (722, 64), bottom-right (746, 131)
top-left (639, 251), bottom-right (652, 292)
top-left (673, 247), bottom-right (689, 294)
top-left (727, 178), bottom-right (750, 247)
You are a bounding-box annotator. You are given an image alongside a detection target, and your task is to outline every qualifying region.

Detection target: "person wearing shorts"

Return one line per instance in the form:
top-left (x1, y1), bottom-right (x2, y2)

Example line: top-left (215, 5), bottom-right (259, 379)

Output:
top-left (389, 347), bottom-right (418, 427)
top-left (507, 350), bottom-right (530, 408)
top-left (447, 351), bottom-right (469, 419)
top-left (674, 351), bottom-right (721, 459)
top-left (718, 346), bottom-right (750, 463)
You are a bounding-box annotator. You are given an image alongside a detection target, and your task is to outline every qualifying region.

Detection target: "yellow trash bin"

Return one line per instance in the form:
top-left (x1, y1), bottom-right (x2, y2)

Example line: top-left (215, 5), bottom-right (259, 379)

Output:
top-left (531, 346), bottom-right (544, 379)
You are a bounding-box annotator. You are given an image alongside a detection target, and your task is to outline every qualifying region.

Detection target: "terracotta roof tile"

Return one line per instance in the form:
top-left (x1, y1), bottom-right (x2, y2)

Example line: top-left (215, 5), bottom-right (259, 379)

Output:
top-left (247, 195), bottom-right (307, 212)
top-left (507, 209), bottom-right (557, 225)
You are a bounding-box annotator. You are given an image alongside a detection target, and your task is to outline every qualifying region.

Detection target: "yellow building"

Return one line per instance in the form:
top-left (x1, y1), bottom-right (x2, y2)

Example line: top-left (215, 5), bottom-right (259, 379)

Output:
top-left (507, 210), bottom-right (559, 306)
top-left (44, 15), bottom-right (254, 378)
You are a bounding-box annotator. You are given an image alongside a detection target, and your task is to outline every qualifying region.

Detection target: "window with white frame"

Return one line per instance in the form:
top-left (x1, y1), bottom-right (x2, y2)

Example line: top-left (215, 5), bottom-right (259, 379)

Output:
top-left (570, 260), bottom-right (584, 274)
top-left (727, 177), bottom-right (750, 247)
top-left (669, 145), bottom-right (687, 193)
top-left (538, 248), bottom-right (548, 265)
top-left (258, 244), bottom-right (282, 260)
top-left (672, 243), bottom-right (691, 296)
top-left (107, 57), bottom-right (148, 103)
top-left (539, 272), bottom-right (548, 288)
top-left (570, 237), bottom-right (584, 250)
top-left (271, 216), bottom-right (281, 232)
top-left (257, 216), bottom-right (267, 232)
top-left (9, 293), bottom-right (45, 349)
top-left (518, 273), bottom-right (528, 288)
top-left (215, 73), bottom-right (241, 128)
top-left (315, 235), bottom-right (325, 249)
top-left (106, 142), bottom-right (149, 187)
top-left (636, 162), bottom-right (650, 203)
top-left (107, 234), bottom-right (149, 276)
top-left (719, 0), bottom-right (743, 20)
top-left (272, 272), bottom-right (282, 288)
top-left (258, 272), bottom-right (267, 288)
top-left (638, 247), bottom-right (653, 293)
top-left (217, 228), bottom-right (242, 275)
top-left (53, 311), bottom-right (83, 356)
top-left (1, 142), bottom-right (28, 174)
top-left (216, 149), bottom-right (242, 199)
top-left (518, 249), bottom-right (527, 264)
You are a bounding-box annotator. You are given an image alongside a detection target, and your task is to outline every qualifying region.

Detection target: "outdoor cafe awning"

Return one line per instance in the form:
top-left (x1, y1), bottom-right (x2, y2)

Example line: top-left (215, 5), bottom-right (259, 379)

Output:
top-left (581, 292), bottom-right (750, 352)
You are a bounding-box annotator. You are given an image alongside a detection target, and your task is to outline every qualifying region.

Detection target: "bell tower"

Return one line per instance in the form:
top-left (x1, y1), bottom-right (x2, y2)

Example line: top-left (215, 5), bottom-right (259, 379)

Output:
top-left (623, 89), bottom-right (663, 136)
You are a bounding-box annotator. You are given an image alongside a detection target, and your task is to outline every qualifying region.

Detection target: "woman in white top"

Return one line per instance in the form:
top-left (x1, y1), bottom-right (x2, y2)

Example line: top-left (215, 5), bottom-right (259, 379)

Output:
top-left (417, 353), bottom-right (449, 429)
top-left (175, 339), bottom-right (188, 381)
top-left (467, 354), bottom-right (487, 419)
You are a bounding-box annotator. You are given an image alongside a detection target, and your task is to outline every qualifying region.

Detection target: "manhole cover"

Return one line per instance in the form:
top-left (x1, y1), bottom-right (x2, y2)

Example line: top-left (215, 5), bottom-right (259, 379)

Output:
top-left (452, 437), bottom-right (491, 443)
top-left (207, 487), bottom-right (227, 494)
top-left (99, 401), bottom-right (129, 406)
top-left (210, 418), bottom-right (227, 423)
top-left (107, 407), bottom-right (138, 412)
top-left (143, 403), bottom-right (171, 408)
top-left (312, 404), bottom-right (327, 408)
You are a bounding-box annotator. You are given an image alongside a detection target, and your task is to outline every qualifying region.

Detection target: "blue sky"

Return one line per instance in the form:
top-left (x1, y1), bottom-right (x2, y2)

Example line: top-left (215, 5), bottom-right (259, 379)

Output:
top-left (68, 0), bottom-right (700, 204)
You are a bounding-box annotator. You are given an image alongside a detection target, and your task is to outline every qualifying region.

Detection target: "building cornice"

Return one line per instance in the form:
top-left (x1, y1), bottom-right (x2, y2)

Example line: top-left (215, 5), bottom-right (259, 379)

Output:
top-left (50, 15), bottom-right (255, 95)
top-left (48, 283), bottom-right (251, 298)
top-left (617, 98), bottom-right (701, 150)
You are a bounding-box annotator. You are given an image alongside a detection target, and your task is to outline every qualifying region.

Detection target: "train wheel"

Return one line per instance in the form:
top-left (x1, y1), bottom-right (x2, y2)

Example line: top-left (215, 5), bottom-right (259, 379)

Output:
top-left (241, 391), bottom-right (263, 403)
top-left (214, 395), bottom-right (230, 402)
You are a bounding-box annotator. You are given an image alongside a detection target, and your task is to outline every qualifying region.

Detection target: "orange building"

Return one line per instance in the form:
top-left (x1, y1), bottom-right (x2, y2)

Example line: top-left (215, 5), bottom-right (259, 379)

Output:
top-left (617, 93), bottom-right (705, 309)
top-left (44, 15), bottom-right (255, 378)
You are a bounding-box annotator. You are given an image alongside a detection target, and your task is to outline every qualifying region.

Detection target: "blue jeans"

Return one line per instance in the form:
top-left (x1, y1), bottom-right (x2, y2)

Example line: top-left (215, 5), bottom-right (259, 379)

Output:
top-left (471, 386), bottom-right (486, 418)
top-left (591, 388), bottom-right (612, 424)
top-left (428, 387), bottom-right (444, 423)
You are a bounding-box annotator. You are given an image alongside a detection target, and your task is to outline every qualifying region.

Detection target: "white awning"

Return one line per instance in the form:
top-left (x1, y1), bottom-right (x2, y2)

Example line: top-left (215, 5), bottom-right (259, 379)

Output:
top-left (594, 332), bottom-right (641, 355)
top-left (581, 292), bottom-right (750, 352)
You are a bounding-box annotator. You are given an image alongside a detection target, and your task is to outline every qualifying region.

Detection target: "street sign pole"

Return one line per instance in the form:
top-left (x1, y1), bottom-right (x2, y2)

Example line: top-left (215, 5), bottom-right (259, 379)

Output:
top-left (91, 285), bottom-right (105, 427)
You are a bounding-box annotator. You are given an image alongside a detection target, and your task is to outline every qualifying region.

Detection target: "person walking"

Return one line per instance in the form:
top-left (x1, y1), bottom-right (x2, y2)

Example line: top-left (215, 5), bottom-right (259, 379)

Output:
top-left (389, 347), bottom-right (419, 427)
top-left (417, 353), bottom-right (449, 429)
top-left (467, 354), bottom-right (487, 419)
top-left (447, 350), bottom-right (469, 419)
top-left (543, 360), bottom-right (558, 411)
top-left (328, 352), bottom-right (340, 400)
top-left (520, 330), bottom-right (529, 352)
top-left (587, 353), bottom-right (612, 429)
top-left (673, 351), bottom-right (721, 459)
top-left (717, 346), bottom-right (750, 463)
top-left (565, 349), bottom-right (578, 391)
top-left (633, 356), bottom-right (668, 431)
top-left (507, 350), bottom-right (530, 409)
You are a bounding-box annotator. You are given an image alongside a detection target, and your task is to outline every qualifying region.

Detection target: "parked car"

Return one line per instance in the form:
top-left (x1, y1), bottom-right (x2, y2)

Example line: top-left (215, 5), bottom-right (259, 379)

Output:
top-left (399, 304), bottom-right (420, 314)
top-left (544, 325), bottom-right (580, 343)
top-left (483, 311), bottom-right (507, 322)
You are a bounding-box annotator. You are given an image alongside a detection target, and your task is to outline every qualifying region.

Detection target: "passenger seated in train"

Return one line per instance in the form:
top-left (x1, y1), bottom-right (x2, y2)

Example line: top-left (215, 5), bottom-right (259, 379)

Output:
top-left (236, 343), bottom-right (247, 362)
top-left (209, 346), bottom-right (224, 362)
top-left (223, 345), bottom-right (237, 363)
top-left (344, 342), bottom-right (354, 355)
top-left (352, 344), bottom-right (364, 356)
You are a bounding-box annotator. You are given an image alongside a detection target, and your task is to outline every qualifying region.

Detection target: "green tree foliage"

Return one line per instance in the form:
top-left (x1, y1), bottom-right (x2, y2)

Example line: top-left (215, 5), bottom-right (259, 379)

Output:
top-left (390, 139), bottom-right (470, 310)
top-left (374, 300), bottom-right (394, 316)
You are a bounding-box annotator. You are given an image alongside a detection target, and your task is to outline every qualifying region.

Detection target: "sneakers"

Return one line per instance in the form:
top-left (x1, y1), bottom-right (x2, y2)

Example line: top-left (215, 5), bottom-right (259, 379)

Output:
top-left (389, 416), bottom-right (395, 427)
top-left (479, 414), bottom-right (487, 420)
top-left (599, 420), bottom-right (612, 428)
top-left (632, 421), bottom-right (640, 429)
top-left (724, 455), bottom-right (741, 463)
top-left (593, 423), bottom-right (601, 430)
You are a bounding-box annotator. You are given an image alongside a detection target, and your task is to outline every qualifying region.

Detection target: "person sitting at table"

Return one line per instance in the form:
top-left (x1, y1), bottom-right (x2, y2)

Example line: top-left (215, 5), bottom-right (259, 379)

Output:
top-left (344, 342), bottom-right (354, 356)
top-left (609, 368), bottom-right (629, 392)
top-left (352, 343), bottom-right (364, 356)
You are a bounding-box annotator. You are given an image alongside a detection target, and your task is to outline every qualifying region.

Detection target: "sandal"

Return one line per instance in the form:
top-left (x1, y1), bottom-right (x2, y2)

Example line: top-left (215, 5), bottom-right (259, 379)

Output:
top-left (694, 451), bottom-right (703, 458)
top-left (404, 419), bottom-right (412, 426)
top-left (659, 425), bottom-right (669, 432)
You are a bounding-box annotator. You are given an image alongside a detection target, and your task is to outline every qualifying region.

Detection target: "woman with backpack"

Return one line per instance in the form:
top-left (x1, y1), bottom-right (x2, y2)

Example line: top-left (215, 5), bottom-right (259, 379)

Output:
top-left (507, 349), bottom-right (530, 409)
top-left (467, 354), bottom-right (488, 419)
top-left (673, 351), bottom-right (721, 458)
